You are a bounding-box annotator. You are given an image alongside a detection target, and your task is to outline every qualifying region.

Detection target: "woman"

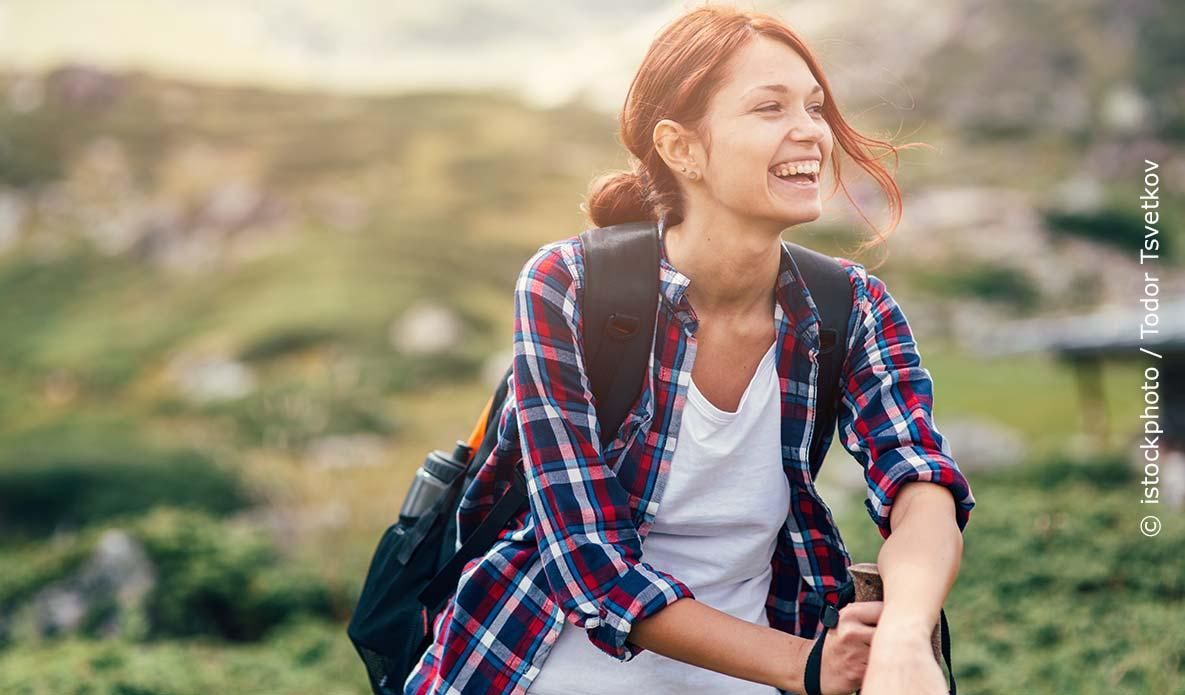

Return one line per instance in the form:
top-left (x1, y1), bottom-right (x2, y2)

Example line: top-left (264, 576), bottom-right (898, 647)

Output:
top-left (405, 6), bottom-right (975, 695)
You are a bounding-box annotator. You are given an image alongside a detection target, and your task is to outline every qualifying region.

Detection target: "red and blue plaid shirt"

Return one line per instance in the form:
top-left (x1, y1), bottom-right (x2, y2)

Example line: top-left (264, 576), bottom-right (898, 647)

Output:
top-left (405, 221), bottom-right (975, 695)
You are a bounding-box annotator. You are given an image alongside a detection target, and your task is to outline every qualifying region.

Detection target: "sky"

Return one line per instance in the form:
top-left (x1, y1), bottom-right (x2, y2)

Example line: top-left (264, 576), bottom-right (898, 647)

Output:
top-left (0, 0), bottom-right (853, 111)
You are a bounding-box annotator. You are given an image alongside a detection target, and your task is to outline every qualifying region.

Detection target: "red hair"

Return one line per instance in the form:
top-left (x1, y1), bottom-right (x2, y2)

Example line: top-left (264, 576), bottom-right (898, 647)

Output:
top-left (582, 4), bottom-right (923, 255)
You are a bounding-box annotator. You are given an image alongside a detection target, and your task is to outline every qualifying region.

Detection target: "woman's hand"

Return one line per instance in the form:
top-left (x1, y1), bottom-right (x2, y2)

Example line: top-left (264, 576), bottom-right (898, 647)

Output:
top-left (816, 600), bottom-right (883, 695)
top-left (858, 620), bottom-right (947, 695)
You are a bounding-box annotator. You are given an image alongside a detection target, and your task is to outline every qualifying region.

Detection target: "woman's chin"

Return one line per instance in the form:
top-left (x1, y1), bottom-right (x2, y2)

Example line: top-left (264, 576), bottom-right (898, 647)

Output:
top-left (769, 201), bottom-right (821, 227)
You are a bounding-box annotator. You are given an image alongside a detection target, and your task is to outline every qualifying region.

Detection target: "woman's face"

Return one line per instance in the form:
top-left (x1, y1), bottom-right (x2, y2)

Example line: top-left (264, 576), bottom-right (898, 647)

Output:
top-left (687, 36), bottom-right (833, 229)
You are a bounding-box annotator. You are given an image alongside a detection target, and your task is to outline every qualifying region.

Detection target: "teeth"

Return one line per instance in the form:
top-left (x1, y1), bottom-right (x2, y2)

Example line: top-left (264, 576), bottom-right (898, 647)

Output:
top-left (771, 160), bottom-right (820, 178)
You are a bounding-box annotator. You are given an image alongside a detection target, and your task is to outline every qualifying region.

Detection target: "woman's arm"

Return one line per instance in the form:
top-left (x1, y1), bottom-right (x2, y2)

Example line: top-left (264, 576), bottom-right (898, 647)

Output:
top-left (630, 595), bottom-right (884, 694)
top-left (831, 263), bottom-right (976, 693)
top-left (512, 242), bottom-right (694, 661)
top-left (861, 482), bottom-right (963, 694)
top-left (878, 482), bottom-right (963, 637)
top-left (630, 599), bottom-right (812, 692)
top-left (832, 263), bottom-right (976, 542)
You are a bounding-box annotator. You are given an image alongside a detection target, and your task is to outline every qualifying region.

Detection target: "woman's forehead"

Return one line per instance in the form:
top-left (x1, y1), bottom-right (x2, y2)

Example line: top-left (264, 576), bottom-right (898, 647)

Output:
top-left (718, 38), bottom-right (815, 100)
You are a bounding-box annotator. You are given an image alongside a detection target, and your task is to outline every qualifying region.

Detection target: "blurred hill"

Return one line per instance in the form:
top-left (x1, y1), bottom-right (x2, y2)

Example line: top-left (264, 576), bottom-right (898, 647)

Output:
top-left (1, 2), bottom-right (1183, 545)
top-left (0, 66), bottom-right (623, 545)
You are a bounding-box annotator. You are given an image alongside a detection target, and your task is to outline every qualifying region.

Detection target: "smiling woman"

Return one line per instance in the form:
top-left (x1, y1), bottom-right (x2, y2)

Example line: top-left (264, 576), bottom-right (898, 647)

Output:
top-left (403, 5), bottom-right (973, 695)
top-left (584, 12), bottom-right (920, 259)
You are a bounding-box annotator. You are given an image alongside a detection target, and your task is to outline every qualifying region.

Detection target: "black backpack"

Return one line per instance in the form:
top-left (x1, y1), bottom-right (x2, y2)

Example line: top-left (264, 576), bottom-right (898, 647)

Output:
top-left (345, 219), bottom-right (856, 695)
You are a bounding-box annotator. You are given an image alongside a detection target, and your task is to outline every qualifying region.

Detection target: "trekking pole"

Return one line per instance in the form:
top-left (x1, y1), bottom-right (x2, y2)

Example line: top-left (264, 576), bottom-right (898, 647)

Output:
top-left (847, 563), bottom-right (951, 694)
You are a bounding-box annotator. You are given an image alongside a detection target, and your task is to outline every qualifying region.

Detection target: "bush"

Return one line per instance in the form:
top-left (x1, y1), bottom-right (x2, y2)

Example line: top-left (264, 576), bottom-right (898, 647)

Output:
top-left (916, 262), bottom-right (1042, 313)
top-left (132, 509), bottom-right (336, 642)
top-left (986, 451), bottom-right (1132, 490)
top-left (0, 111), bottom-right (68, 188)
top-left (0, 539), bottom-right (91, 619)
top-left (237, 326), bottom-right (341, 363)
top-left (0, 509), bottom-right (339, 648)
top-left (0, 446), bottom-right (252, 538)
top-left (1043, 206), bottom-right (1172, 258)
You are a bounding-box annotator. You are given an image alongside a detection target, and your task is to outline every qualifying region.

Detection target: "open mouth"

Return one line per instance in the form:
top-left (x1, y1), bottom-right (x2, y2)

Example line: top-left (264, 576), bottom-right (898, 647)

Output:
top-left (769, 169), bottom-right (818, 189)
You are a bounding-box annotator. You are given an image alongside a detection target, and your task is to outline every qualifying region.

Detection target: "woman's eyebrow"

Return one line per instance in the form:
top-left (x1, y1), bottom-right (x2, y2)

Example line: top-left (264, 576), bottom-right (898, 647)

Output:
top-left (745, 83), bottom-right (824, 98)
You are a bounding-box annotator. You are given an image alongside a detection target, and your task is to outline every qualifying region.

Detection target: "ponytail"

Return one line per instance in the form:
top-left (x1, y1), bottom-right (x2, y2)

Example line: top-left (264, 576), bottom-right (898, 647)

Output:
top-left (582, 169), bottom-right (656, 229)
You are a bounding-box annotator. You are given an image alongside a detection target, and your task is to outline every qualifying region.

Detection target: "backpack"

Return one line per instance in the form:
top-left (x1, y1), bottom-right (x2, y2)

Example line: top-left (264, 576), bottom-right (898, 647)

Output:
top-left (346, 219), bottom-right (857, 695)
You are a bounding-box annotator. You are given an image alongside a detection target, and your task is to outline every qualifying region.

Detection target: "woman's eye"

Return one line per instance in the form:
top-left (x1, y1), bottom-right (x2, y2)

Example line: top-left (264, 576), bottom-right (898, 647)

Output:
top-left (758, 103), bottom-right (824, 114)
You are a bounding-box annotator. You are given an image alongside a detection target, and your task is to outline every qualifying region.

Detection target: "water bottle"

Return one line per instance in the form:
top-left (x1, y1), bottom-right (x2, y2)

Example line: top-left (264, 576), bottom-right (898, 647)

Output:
top-left (398, 441), bottom-right (472, 527)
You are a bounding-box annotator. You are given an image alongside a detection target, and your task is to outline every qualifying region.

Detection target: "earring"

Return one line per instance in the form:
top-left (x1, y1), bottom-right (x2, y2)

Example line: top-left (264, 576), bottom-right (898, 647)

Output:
top-left (680, 166), bottom-right (687, 173)
top-left (688, 171), bottom-right (699, 180)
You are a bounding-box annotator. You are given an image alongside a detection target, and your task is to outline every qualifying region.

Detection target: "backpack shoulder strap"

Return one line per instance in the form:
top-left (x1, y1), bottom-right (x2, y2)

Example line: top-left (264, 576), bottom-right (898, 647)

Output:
top-left (418, 221), bottom-right (659, 610)
top-left (783, 241), bottom-right (855, 477)
top-left (578, 220), bottom-right (661, 449)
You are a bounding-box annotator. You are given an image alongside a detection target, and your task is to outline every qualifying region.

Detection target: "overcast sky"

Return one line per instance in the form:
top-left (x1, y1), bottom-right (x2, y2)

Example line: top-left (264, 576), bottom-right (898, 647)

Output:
top-left (0, 0), bottom-right (854, 111)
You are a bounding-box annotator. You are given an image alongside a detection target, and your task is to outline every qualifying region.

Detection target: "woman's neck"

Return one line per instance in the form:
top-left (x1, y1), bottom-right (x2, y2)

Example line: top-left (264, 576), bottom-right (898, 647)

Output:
top-left (664, 215), bottom-right (784, 319)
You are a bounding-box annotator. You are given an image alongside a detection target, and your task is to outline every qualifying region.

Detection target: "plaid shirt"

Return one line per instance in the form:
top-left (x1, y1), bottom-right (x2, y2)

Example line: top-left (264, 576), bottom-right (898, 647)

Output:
top-left (405, 221), bottom-right (975, 695)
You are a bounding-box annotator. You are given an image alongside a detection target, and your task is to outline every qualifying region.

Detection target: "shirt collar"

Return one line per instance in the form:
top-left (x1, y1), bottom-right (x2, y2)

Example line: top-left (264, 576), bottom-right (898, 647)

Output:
top-left (656, 214), bottom-right (820, 344)
top-left (656, 213), bottom-right (692, 311)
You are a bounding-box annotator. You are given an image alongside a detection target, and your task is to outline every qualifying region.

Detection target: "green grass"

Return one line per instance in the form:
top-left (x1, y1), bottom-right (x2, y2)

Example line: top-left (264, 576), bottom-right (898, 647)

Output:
top-left (0, 619), bottom-right (369, 695)
top-left (919, 341), bottom-right (1145, 458)
top-left (3, 454), bottom-right (1178, 695)
top-left (837, 454), bottom-right (1185, 695)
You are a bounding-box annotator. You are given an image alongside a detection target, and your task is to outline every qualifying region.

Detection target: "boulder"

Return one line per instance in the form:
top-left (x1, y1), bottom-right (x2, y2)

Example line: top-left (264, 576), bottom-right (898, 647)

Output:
top-left (18, 530), bottom-right (156, 640)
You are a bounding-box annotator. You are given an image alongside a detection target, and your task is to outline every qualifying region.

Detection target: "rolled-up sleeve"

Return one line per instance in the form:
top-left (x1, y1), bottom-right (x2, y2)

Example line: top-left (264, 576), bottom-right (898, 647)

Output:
top-left (834, 262), bottom-right (976, 540)
top-left (512, 241), bottom-right (694, 661)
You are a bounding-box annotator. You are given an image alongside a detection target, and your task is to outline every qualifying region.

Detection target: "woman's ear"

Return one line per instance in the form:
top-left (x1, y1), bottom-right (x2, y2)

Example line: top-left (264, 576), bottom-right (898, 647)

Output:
top-left (653, 119), bottom-right (700, 175)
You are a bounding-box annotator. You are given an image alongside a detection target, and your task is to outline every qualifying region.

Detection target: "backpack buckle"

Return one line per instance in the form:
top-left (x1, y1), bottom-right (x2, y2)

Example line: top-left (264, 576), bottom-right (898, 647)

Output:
top-left (605, 313), bottom-right (640, 340)
top-left (818, 328), bottom-right (837, 354)
top-left (820, 603), bottom-right (840, 629)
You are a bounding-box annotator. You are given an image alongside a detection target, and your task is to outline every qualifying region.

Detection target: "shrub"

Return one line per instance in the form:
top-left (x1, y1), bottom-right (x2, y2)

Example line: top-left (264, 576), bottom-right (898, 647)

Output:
top-left (1043, 206), bottom-right (1172, 258)
top-left (132, 509), bottom-right (336, 641)
top-left (0, 111), bottom-right (68, 188)
top-left (916, 262), bottom-right (1042, 313)
top-left (0, 446), bottom-right (252, 538)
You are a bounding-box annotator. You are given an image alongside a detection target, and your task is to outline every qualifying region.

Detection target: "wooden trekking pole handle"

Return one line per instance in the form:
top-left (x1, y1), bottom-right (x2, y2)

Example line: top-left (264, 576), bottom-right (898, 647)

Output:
top-left (847, 562), bottom-right (944, 667)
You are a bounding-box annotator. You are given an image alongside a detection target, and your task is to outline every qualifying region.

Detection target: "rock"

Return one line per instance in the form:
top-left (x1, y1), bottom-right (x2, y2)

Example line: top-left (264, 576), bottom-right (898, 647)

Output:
top-left (44, 65), bottom-right (125, 111)
top-left (168, 354), bottom-right (258, 403)
top-left (0, 188), bottom-right (28, 253)
top-left (41, 369), bottom-right (80, 406)
top-left (936, 417), bottom-right (1027, 472)
top-left (201, 181), bottom-right (268, 230)
top-left (481, 349), bottom-right (515, 389)
top-left (21, 529), bottom-right (156, 640)
top-left (1130, 445), bottom-right (1185, 512)
top-left (390, 302), bottom-right (464, 355)
top-left (1100, 83), bottom-right (1149, 133)
top-left (1163, 449), bottom-right (1185, 512)
top-left (305, 433), bottom-right (389, 470)
top-left (5, 75), bottom-right (44, 113)
top-left (1053, 175), bottom-right (1105, 215)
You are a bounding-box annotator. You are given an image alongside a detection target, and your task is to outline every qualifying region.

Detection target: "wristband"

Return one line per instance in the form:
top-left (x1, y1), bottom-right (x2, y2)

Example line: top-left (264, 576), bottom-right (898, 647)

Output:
top-left (803, 602), bottom-right (840, 695)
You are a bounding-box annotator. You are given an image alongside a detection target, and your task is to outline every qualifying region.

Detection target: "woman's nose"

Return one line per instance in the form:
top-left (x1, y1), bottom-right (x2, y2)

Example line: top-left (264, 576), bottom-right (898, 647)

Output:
top-left (789, 112), bottom-right (825, 142)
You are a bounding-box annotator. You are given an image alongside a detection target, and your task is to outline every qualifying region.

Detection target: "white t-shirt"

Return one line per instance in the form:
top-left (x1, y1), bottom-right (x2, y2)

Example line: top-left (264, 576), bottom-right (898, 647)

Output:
top-left (527, 341), bottom-right (788, 694)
